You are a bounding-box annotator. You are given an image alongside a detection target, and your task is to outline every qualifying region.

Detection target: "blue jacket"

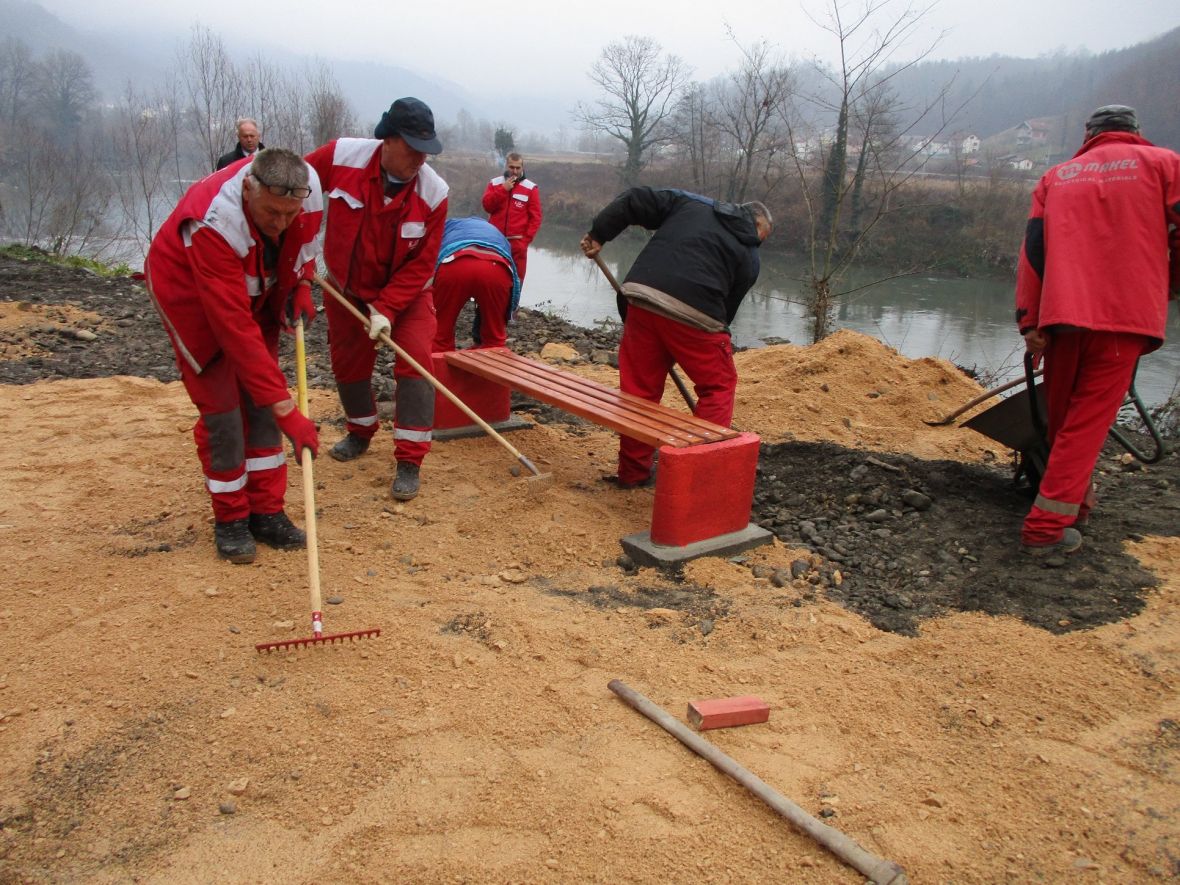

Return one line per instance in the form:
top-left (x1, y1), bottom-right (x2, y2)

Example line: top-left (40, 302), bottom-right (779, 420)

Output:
top-left (437, 217), bottom-right (521, 313)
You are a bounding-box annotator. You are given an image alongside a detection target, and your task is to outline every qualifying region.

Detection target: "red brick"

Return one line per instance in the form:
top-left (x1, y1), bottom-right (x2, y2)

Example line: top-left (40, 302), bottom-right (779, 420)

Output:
top-left (687, 695), bottom-right (770, 731)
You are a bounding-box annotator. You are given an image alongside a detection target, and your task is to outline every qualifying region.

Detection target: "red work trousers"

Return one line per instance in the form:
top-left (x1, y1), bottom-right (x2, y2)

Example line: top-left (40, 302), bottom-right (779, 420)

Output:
top-left (616, 305), bottom-right (737, 485)
top-left (177, 332), bottom-right (288, 522)
top-left (432, 254), bottom-right (512, 351)
top-left (509, 240), bottom-right (528, 282)
top-left (1022, 329), bottom-right (1149, 545)
top-left (324, 289), bottom-right (436, 464)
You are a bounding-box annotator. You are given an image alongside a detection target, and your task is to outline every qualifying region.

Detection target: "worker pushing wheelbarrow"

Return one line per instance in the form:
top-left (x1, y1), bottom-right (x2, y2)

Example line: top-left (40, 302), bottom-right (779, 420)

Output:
top-left (936, 103), bottom-right (1180, 557)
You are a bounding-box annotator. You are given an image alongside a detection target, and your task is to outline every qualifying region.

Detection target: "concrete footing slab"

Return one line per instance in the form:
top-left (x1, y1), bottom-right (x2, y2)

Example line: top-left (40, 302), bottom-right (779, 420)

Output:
top-left (620, 523), bottom-right (774, 569)
top-left (433, 415), bottom-right (533, 441)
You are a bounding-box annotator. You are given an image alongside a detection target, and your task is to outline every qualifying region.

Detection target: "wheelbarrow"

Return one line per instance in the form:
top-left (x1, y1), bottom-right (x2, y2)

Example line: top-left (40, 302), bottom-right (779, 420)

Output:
top-left (950, 352), bottom-right (1167, 493)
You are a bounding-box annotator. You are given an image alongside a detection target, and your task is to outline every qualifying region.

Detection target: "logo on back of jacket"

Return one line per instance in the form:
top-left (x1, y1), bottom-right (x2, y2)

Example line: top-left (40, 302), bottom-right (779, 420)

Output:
top-left (1056, 157), bottom-right (1139, 183)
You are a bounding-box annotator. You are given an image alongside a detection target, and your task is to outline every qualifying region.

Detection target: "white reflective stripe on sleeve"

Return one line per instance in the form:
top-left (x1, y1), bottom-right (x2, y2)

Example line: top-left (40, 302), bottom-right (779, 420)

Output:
top-left (350, 414), bottom-right (379, 427)
top-left (246, 452), bottom-right (287, 472)
top-left (206, 472), bottom-right (248, 494)
top-left (394, 428), bottom-right (432, 442)
top-left (245, 274), bottom-right (262, 298)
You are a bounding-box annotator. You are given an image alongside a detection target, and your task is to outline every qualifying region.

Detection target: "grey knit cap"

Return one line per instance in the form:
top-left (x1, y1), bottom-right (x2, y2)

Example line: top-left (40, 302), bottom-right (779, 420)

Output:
top-left (1085, 105), bottom-right (1139, 136)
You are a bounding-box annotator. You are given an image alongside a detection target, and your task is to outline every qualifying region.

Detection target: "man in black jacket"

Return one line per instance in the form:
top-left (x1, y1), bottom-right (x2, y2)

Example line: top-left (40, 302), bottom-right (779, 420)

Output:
top-left (215, 118), bottom-right (264, 171)
top-left (581, 188), bottom-right (772, 487)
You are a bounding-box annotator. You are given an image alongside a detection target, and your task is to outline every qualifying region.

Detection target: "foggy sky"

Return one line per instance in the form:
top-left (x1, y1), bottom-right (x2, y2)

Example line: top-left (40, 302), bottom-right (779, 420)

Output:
top-left (36, 0), bottom-right (1180, 100)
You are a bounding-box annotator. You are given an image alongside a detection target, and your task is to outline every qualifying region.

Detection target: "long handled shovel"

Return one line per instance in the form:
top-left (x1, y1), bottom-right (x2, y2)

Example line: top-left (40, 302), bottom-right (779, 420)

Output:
top-left (255, 318), bottom-right (381, 653)
top-left (314, 274), bottom-right (552, 489)
top-left (923, 369), bottom-right (1042, 427)
top-left (588, 252), bottom-right (698, 412)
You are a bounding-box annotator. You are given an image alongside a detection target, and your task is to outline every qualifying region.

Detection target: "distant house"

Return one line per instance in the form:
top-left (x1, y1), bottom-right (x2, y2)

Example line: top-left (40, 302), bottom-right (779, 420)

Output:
top-left (1004, 155), bottom-right (1034, 171)
top-left (1016, 119), bottom-right (1054, 147)
top-left (957, 134), bottom-right (981, 155)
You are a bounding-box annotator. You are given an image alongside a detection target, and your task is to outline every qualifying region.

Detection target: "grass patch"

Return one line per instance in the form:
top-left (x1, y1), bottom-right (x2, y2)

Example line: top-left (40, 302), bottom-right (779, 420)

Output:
top-left (0, 244), bottom-right (134, 278)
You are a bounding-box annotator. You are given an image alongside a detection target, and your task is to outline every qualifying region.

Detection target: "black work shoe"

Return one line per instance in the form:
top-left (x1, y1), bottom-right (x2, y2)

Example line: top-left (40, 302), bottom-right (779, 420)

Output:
top-left (330, 433), bottom-right (370, 462)
top-left (601, 467), bottom-right (657, 489)
top-left (1022, 527), bottom-right (1083, 557)
top-left (390, 462), bottom-right (421, 501)
top-left (248, 511), bottom-right (307, 550)
top-left (215, 518), bottom-right (256, 564)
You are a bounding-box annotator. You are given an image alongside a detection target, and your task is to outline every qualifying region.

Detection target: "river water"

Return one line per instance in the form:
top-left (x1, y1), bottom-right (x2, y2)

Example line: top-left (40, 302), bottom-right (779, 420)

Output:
top-left (521, 226), bottom-right (1180, 408)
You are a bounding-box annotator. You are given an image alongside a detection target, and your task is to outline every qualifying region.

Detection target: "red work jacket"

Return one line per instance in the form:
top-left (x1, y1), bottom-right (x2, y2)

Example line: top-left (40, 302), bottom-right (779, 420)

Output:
top-left (1016, 131), bottom-right (1180, 350)
top-left (145, 161), bottom-right (323, 406)
top-left (305, 138), bottom-right (448, 317)
top-left (481, 176), bottom-right (542, 246)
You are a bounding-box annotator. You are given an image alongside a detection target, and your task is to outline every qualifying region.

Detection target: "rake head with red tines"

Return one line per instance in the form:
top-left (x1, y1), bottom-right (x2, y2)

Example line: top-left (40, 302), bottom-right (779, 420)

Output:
top-left (255, 613), bottom-right (381, 653)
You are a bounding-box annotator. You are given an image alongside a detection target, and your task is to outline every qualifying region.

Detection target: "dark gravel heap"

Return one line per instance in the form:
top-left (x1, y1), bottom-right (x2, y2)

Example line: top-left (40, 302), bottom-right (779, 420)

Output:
top-left (3, 251), bottom-right (1175, 636)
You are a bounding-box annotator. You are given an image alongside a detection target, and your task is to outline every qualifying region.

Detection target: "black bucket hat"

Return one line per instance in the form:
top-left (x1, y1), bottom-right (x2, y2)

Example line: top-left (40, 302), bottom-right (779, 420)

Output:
top-left (374, 97), bottom-right (443, 154)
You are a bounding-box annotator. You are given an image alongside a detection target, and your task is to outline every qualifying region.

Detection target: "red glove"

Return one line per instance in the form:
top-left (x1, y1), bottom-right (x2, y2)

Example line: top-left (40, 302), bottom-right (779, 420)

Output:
top-left (275, 409), bottom-right (319, 459)
top-left (284, 283), bottom-right (317, 331)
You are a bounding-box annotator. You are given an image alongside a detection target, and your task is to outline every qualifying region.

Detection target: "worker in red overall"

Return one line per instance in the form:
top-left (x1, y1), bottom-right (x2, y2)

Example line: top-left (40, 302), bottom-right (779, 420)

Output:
top-left (1015, 105), bottom-right (1180, 556)
top-left (481, 152), bottom-right (542, 283)
top-left (431, 216), bottom-right (520, 352)
top-left (305, 97), bottom-right (449, 501)
top-left (145, 148), bottom-right (322, 563)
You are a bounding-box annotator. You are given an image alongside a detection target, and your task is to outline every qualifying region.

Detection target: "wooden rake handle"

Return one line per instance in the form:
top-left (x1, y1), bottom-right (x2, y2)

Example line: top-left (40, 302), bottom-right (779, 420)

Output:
top-left (313, 274), bottom-right (545, 478)
top-left (608, 680), bottom-right (908, 884)
top-left (294, 319), bottom-right (323, 635)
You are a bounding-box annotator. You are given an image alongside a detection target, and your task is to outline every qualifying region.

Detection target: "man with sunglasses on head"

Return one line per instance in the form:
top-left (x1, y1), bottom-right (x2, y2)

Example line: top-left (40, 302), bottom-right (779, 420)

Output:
top-left (305, 97), bottom-right (449, 502)
top-left (145, 148), bottom-right (323, 564)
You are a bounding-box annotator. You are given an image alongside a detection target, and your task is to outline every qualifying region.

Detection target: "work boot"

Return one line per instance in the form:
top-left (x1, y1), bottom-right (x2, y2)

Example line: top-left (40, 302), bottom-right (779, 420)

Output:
top-left (330, 433), bottom-right (370, 462)
top-left (1022, 527), bottom-right (1083, 558)
top-left (390, 462), bottom-right (421, 501)
top-left (214, 518), bottom-right (256, 564)
top-left (248, 511), bottom-right (306, 550)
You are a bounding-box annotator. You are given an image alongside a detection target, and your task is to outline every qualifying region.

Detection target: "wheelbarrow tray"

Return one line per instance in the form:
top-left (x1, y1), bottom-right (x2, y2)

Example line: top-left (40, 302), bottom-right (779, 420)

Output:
top-left (962, 383), bottom-right (1047, 451)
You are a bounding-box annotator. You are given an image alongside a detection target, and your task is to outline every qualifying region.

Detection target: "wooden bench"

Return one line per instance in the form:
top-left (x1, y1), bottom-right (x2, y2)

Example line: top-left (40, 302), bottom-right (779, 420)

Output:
top-left (430, 347), bottom-right (770, 562)
top-left (445, 347), bottom-right (741, 449)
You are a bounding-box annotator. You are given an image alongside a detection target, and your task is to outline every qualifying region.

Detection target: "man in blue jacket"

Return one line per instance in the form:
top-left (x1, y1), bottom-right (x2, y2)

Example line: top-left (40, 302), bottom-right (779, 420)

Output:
top-left (581, 188), bottom-right (772, 488)
top-left (431, 216), bottom-right (520, 351)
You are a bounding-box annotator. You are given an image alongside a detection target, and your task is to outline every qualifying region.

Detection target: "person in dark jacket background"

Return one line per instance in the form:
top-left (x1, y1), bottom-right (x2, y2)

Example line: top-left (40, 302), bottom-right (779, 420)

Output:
top-left (1014, 104), bottom-right (1180, 556)
top-left (581, 187), bottom-right (772, 487)
top-left (216, 118), bottom-right (264, 171)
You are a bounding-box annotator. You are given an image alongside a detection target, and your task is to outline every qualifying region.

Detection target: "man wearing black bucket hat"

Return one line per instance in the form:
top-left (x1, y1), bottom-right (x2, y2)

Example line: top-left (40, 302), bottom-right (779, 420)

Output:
top-left (1014, 105), bottom-right (1180, 556)
top-left (306, 97), bottom-right (449, 502)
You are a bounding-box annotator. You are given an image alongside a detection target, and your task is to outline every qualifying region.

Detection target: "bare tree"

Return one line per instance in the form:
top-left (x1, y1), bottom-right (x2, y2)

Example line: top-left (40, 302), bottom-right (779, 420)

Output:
top-left (784, 0), bottom-right (965, 341)
top-left (0, 37), bottom-right (37, 129)
top-left (177, 25), bottom-right (242, 171)
top-left (576, 35), bottom-right (690, 186)
top-left (711, 41), bottom-right (795, 202)
top-left (32, 48), bottom-right (96, 136)
top-left (671, 82), bottom-right (720, 194)
top-left (110, 84), bottom-right (177, 256)
top-left (305, 61), bottom-right (354, 148)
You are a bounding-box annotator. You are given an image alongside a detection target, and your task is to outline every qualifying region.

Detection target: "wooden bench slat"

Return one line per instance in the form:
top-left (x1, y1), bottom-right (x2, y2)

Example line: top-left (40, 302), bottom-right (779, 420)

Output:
top-left (450, 353), bottom-right (700, 447)
top-left (460, 349), bottom-right (733, 445)
top-left (469, 349), bottom-right (738, 441)
top-left (445, 348), bottom-right (740, 449)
